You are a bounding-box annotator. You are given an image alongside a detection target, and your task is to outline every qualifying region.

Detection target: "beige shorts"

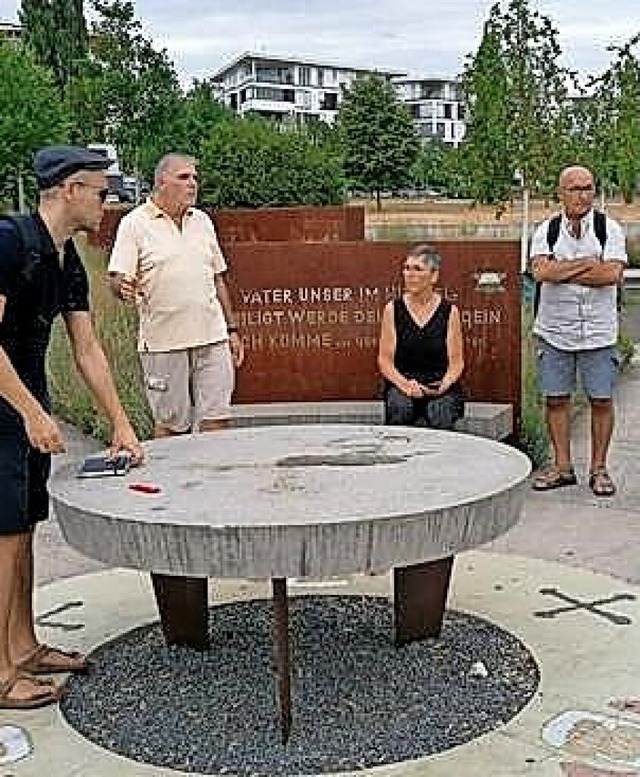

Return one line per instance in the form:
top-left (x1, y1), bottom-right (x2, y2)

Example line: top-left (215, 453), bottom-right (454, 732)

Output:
top-left (140, 342), bottom-right (234, 432)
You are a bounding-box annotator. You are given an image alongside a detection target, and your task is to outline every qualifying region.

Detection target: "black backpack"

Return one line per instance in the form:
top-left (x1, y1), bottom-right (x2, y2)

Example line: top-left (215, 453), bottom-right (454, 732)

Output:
top-left (531, 210), bottom-right (620, 314)
top-left (0, 213), bottom-right (44, 284)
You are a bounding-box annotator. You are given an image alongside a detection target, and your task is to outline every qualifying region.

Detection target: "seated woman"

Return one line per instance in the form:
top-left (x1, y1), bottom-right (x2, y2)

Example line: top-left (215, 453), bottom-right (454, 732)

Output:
top-left (377, 244), bottom-right (464, 429)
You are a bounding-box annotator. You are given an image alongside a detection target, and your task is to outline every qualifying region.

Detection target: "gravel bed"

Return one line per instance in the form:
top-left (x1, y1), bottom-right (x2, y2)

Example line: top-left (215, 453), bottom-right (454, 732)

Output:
top-left (61, 596), bottom-right (539, 775)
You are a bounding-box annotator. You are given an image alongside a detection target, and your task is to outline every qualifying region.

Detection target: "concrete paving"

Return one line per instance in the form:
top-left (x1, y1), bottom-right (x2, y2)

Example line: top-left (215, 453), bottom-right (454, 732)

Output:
top-left (487, 352), bottom-right (640, 584)
top-left (7, 354), bottom-right (640, 776)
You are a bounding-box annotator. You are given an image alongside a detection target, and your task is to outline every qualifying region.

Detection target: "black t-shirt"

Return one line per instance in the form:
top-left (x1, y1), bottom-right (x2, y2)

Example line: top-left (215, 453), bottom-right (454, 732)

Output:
top-left (0, 212), bottom-right (90, 401)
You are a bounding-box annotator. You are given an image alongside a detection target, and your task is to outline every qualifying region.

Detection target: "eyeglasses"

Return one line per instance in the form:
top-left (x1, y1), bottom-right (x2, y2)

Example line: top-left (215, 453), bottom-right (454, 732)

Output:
top-left (175, 172), bottom-right (198, 182)
top-left (69, 180), bottom-right (110, 202)
top-left (564, 184), bottom-right (594, 194)
top-left (403, 264), bottom-right (433, 272)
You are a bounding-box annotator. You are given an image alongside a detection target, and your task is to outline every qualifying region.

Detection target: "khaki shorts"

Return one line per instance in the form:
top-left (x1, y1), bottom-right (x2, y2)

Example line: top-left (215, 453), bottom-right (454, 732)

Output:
top-left (140, 342), bottom-right (234, 432)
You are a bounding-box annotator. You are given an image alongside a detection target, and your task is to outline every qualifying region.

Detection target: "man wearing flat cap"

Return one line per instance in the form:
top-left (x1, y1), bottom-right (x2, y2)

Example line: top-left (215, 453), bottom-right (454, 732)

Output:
top-left (0, 145), bottom-right (143, 709)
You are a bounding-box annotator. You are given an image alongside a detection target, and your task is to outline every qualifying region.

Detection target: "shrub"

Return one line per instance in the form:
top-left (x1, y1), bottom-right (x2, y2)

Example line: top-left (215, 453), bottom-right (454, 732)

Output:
top-left (627, 241), bottom-right (640, 268)
top-left (519, 307), bottom-right (549, 468)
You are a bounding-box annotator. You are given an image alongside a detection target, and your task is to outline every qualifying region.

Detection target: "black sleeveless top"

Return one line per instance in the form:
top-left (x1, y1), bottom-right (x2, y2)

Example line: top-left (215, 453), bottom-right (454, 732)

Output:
top-left (393, 296), bottom-right (452, 384)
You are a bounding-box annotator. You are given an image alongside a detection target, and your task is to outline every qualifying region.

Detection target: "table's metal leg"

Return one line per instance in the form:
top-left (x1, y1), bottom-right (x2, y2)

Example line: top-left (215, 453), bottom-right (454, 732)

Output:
top-left (271, 577), bottom-right (292, 744)
top-left (393, 556), bottom-right (454, 646)
top-left (151, 573), bottom-right (209, 650)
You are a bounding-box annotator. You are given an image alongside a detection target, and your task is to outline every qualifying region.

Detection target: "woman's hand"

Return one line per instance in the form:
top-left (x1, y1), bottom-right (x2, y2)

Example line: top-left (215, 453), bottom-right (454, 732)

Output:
top-left (418, 381), bottom-right (442, 397)
top-left (400, 378), bottom-right (424, 398)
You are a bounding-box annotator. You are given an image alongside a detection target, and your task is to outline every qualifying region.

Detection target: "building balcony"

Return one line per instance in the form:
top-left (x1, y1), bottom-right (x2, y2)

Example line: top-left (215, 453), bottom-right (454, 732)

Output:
top-left (240, 98), bottom-right (296, 114)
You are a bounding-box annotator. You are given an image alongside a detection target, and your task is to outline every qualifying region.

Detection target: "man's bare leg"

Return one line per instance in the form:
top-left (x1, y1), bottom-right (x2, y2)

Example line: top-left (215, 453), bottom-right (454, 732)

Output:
top-left (590, 398), bottom-right (614, 472)
top-left (0, 534), bottom-right (57, 703)
top-left (0, 535), bottom-right (20, 677)
top-left (545, 395), bottom-right (573, 471)
top-left (8, 532), bottom-right (37, 661)
top-left (9, 531), bottom-right (87, 673)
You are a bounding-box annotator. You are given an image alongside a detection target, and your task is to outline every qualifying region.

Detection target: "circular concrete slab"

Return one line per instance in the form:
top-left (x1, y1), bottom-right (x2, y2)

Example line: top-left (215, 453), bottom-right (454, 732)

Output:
top-left (17, 551), bottom-right (640, 776)
top-left (50, 426), bottom-right (530, 577)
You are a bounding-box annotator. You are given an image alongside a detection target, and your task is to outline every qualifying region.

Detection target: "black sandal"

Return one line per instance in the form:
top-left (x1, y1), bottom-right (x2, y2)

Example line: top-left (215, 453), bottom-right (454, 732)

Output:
top-left (589, 469), bottom-right (616, 497)
top-left (532, 467), bottom-right (577, 491)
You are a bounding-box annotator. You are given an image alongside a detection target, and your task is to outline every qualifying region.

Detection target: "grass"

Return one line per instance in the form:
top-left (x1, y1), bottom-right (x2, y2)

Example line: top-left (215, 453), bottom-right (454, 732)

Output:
top-left (47, 239), bottom-right (152, 443)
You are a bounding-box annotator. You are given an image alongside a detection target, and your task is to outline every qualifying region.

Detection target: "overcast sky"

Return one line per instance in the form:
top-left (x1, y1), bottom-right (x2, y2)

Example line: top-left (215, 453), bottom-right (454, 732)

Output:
top-left (1, 0), bottom-right (637, 84)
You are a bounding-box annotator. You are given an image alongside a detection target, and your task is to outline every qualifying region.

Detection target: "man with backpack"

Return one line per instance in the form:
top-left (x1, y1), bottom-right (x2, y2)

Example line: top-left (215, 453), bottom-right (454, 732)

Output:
top-left (530, 164), bottom-right (627, 497)
top-left (0, 145), bottom-right (143, 709)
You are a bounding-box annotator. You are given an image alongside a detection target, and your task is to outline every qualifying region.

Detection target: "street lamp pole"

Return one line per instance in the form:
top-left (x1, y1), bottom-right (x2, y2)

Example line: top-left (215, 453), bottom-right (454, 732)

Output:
top-left (520, 183), bottom-right (529, 273)
top-left (514, 169), bottom-right (529, 273)
top-left (17, 169), bottom-right (26, 213)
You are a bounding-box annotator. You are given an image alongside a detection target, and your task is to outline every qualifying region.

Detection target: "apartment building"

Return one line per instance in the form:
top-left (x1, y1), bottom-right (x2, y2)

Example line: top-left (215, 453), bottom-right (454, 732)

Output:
top-left (0, 21), bottom-right (22, 43)
top-left (213, 53), bottom-right (466, 145)
top-left (394, 78), bottom-right (465, 147)
top-left (212, 52), bottom-right (404, 126)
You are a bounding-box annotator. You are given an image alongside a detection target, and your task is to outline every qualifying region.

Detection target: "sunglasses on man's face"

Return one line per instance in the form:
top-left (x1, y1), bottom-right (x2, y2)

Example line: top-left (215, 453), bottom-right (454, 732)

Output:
top-left (70, 180), bottom-right (110, 202)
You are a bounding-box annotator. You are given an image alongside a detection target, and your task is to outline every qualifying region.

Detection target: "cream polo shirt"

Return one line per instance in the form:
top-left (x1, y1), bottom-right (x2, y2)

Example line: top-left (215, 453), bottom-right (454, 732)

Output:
top-left (531, 209), bottom-right (627, 351)
top-left (108, 200), bottom-right (228, 353)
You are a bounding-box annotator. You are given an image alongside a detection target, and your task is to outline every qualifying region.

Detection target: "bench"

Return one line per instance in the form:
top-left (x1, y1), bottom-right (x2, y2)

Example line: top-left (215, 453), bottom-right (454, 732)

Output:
top-left (230, 400), bottom-right (513, 441)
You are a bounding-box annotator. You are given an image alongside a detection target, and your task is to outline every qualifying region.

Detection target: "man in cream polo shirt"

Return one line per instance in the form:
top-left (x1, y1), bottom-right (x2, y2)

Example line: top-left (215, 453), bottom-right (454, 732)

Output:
top-left (108, 153), bottom-right (244, 438)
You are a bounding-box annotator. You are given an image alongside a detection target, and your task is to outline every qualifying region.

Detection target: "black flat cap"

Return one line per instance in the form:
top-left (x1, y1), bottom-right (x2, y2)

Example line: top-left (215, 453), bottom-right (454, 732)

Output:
top-left (33, 145), bottom-right (112, 190)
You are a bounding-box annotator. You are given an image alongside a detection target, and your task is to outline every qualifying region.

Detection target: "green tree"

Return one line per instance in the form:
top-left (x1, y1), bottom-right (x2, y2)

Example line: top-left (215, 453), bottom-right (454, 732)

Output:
top-left (68, 0), bottom-right (183, 177)
top-left (562, 93), bottom-right (612, 196)
top-left (19, 0), bottom-right (88, 94)
top-left (170, 79), bottom-right (231, 161)
top-left (337, 75), bottom-right (420, 210)
top-left (199, 116), bottom-right (344, 208)
top-left (463, 0), bottom-right (576, 202)
top-left (590, 34), bottom-right (640, 203)
top-left (461, 9), bottom-right (512, 204)
top-left (411, 138), bottom-right (469, 197)
top-left (500, 0), bottom-right (576, 195)
top-left (0, 41), bottom-right (68, 207)
top-left (300, 116), bottom-right (342, 153)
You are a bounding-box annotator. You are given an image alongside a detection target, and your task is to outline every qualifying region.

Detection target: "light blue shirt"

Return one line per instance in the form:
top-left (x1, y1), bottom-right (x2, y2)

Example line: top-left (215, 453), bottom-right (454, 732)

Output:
top-left (530, 210), bottom-right (627, 351)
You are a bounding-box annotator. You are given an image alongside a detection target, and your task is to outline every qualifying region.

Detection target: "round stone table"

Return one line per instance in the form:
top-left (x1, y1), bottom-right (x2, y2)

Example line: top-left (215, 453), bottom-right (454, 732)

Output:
top-left (50, 424), bottom-right (531, 742)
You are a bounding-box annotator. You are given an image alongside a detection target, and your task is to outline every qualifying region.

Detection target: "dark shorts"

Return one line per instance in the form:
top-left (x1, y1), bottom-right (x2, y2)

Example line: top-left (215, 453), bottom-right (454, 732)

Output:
top-left (0, 401), bottom-right (51, 536)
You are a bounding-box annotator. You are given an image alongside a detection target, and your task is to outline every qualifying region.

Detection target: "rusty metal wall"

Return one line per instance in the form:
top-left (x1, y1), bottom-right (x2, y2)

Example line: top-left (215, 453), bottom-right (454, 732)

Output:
top-left (212, 206), bottom-right (365, 244)
top-left (86, 209), bottom-right (521, 429)
top-left (226, 241), bottom-right (521, 426)
top-left (88, 205), bottom-right (365, 252)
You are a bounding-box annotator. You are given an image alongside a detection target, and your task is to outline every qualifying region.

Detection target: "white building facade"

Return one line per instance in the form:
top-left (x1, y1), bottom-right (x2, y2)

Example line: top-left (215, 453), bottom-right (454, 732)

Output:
top-left (394, 78), bottom-right (466, 147)
top-left (213, 53), bottom-right (466, 145)
top-left (0, 21), bottom-right (22, 43)
top-left (212, 52), bottom-right (404, 126)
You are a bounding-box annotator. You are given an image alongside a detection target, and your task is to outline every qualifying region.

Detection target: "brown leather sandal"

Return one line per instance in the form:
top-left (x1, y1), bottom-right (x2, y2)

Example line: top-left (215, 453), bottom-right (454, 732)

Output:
top-left (0, 672), bottom-right (60, 709)
top-left (532, 467), bottom-right (578, 491)
top-left (589, 469), bottom-right (616, 497)
top-left (17, 644), bottom-right (90, 675)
